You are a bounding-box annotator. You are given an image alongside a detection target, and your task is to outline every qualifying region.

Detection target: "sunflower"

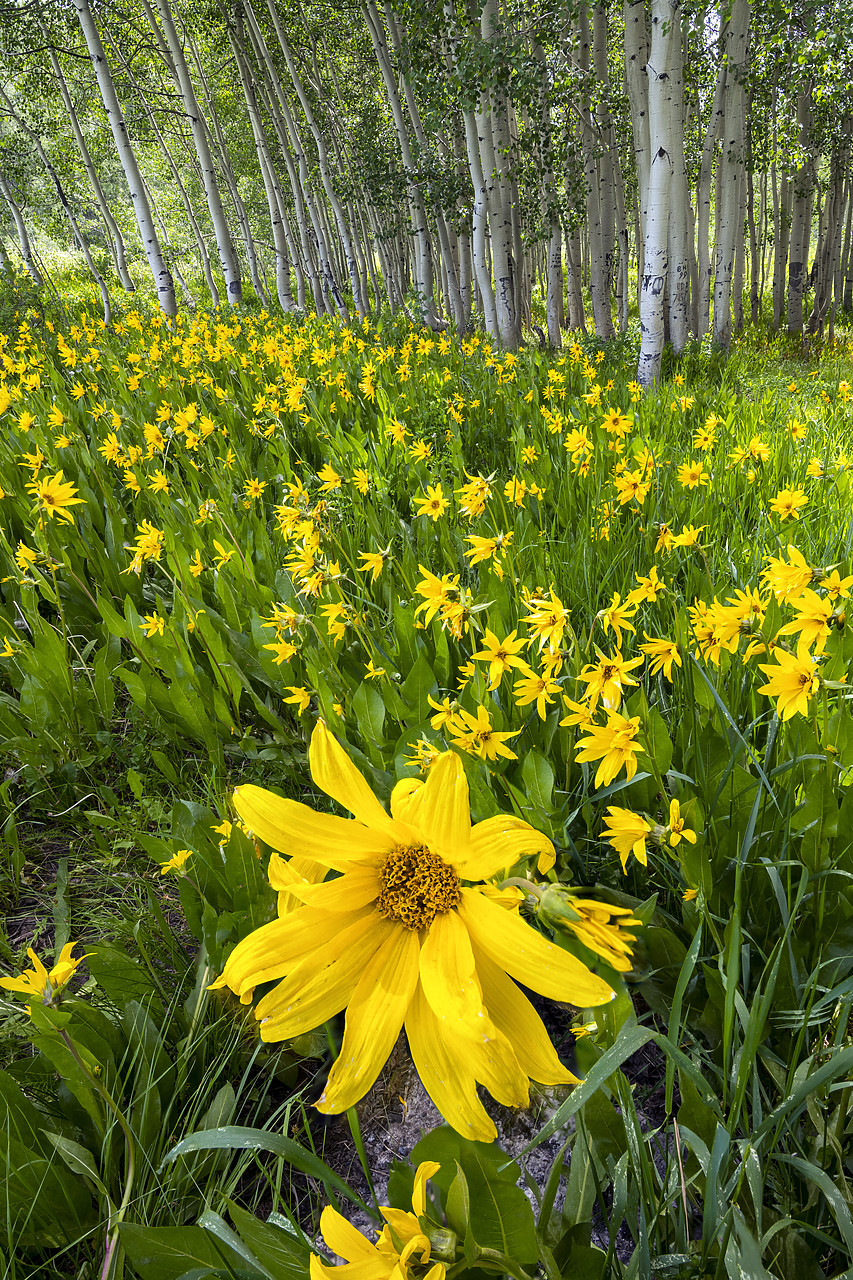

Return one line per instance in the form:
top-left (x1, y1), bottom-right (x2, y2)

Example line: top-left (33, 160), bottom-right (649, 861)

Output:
top-left (211, 721), bottom-right (614, 1141)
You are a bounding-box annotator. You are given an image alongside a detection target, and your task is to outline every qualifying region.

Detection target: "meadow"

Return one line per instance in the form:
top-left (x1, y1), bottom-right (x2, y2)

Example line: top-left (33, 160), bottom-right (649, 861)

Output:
top-left (1, 276), bottom-right (853, 1280)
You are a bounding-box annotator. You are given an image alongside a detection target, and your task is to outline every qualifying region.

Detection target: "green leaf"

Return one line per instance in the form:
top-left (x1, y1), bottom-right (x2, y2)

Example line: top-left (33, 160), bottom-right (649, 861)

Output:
top-left (118, 1223), bottom-right (245, 1280)
top-left (225, 1203), bottom-right (312, 1278)
top-left (353, 680), bottom-right (386, 748)
top-left (521, 749), bottom-right (555, 815)
top-left (159, 1126), bottom-right (373, 1214)
top-left (461, 1145), bottom-right (537, 1263)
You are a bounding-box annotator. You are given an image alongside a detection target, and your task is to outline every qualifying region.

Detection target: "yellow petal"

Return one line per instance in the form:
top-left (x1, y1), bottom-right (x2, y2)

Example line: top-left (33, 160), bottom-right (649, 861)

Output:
top-left (318, 1205), bottom-right (379, 1263)
top-left (309, 721), bottom-right (398, 836)
top-left (310, 1256), bottom-right (387, 1280)
top-left (419, 910), bottom-right (488, 1036)
top-left (268, 852), bottom-right (327, 891)
top-left (256, 914), bottom-right (394, 1039)
top-left (405, 980), bottom-right (496, 1142)
top-left (459, 888), bottom-right (614, 1007)
top-left (209, 905), bottom-right (372, 998)
top-left (474, 945), bottom-right (578, 1085)
top-left (389, 777), bottom-right (424, 825)
top-left (317, 924), bottom-right (420, 1113)
top-left (287, 866), bottom-right (381, 912)
top-left (415, 751), bottom-right (470, 861)
top-left (458, 814), bottom-right (555, 880)
top-left (412, 1162), bottom-right (441, 1217)
top-left (233, 784), bottom-right (393, 869)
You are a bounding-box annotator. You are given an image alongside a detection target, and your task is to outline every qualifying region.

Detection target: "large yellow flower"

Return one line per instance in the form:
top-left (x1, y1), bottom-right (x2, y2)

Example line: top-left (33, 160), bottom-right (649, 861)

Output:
top-left (212, 722), bottom-right (613, 1141)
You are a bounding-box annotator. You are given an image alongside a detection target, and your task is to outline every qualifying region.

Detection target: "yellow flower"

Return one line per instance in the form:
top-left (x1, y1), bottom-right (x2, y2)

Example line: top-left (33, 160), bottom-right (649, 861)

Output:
top-left (212, 723), bottom-right (612, 1140)
top-left (822, 569), bottom-right (853, 602)
top-left (311, 1161), bottom-right (445, 1280)
top-left (574, 713), bottom-right (645, 789)
top-left (639, 634), bottom-right (682, 681)
top-left (142, 611), bottom-right (166, 638)
top-left (471, 628), bottom-right (529, 690)
top-left (161, 848), bottom-right (193, 875)
top-left (318, 463), bottom-right (342, 493)
top-left (666, 799), bottom-right (697, 848)
top-left (761, 545), bottom-right (815, 602)
top-left (415, 483), bottom-right (449, 521)
top-left (625, 565), bottom-right (666, 607)
top-left (513, 670), bottom-right (561, 720)
top-left (364, 659), bottom-right (386, 680)
top-left (602, 806), bottom-right (652, 871)
top-left (769, 488), bottom-right (808, 521)
top-left (445, 704), bottom-right (520, 762)
top-left (524, 588), bottom-right (569, 653)
top-left (596, 593), bottom-right (637, 646)
top-left (577, 650), bottom-right (643, 713)
top-left (148, 470), bottom-right (169, 493)
top-left (757, 647), bottom-right (822, 720)
top-left (779, 588), bottom-right (834, 653)
top-left (537, 888), bottom-right (640, 972)
top-left (358, 549), bottom-right (387, 581)
top-left (1, 942), bottom-right (90, 1004)
top-left (263, 638), bottom-right (298, 665)
top-left (26, 471), bottom-right (84, 524)
top-left (284, 686), bottom-right (312, 713)
top-left (352, 467), bottom-right (371, 495)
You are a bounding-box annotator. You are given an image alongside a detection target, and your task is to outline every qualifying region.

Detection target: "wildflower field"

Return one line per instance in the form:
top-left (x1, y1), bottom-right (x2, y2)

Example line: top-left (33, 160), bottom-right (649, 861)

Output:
top-left (2, 291), bottom-right (853, 1279)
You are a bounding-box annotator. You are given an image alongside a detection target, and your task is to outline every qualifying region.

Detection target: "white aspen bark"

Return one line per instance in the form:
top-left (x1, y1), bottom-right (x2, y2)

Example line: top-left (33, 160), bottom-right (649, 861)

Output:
top-left (733, 172), bottom-right (745, 330)
top-left (260, 0), bottom-right (365, 316)
top-left (666, 15), bottom-right (690, 352)
top-left (0, 86), bottom-right (112, 324)
top-left (841, 178), bottom-right (853, 312)
top-left (479, 0), bottom-right (520, 348)
top-left (46, 43), bottom-right (135, 292)
top-left (0, 167), bottom-right (42, 285)
top-left (579, 2), bottom-right (612, 338)
top-left (623, 0), bottom-right (650, 248)
top-left (787, 87), bottom-right (814, 334)
top-left (592, 3), bottom-right (617, 314)
top-left (385, 3), bottom-right (465, 329)
top-left (228, 10), bottom-right (294, 311)
top-left (243, 1), bottom-right (334, 313)
top-left (614, 149), bottom-right (631, 330)
top-left (807, 128), bottom-right (850, 335)
top-left (182, 22), bottom-right (267, 301)
top-left (361, 0), bottom-right (440, 326)
top-left (101, 26), bottom-right (221, 308)
top-left (533, 40), bottom-right (562, 348)
top-left (712, 0), bottom-right (750, 347)
top-left (71, 0), bottom-right (176, 316)
top-left (144, 0), bottom-right (242, 303)
top-left (637, 0), bottom-right (680, 388)
top-left (696, 58), bottom-right (726, 339)
top-left (444, 1), bottom-right (498, 335)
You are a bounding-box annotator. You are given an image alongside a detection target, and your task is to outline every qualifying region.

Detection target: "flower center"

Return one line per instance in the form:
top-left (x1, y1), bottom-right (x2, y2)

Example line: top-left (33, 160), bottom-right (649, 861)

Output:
top-left (377, 844), bottom-right (461, 932)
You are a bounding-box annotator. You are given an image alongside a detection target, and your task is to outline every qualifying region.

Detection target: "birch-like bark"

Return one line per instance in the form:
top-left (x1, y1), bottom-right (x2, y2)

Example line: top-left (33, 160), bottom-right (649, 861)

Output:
top-left (263, 0), bottom-right (366, 316)
top-left (0, 86), bottom-right (111, 323)
top-left (666, 14), bottom-right (691, 351)
top-left (623, 0), bottom-right (650, 251)
top-left (46, 43), bottom-right (135, 292)
top-left (637, 0), bottom-right (680, 388)
top-left (579, 2), bottom-right (612, 338)
top-left (696, 58), bottom-right (726, 338)
top-left (71, 0), bottom-right (176, 316)
top-left (227, 8), bottom-right (294, 311)
top-left (144, 0), bottom-right (242, 303)
top-left (0, 166), bottom-right (42, 285)
top-left (787, 86), bottom-right (814, 334)
top-left (712, 0), bottom-right (750, 348)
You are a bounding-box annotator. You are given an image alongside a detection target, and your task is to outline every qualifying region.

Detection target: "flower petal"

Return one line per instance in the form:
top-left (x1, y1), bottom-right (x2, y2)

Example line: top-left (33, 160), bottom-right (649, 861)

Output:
top-left (474, 945), bottom-right (579, 1085)
top-left (209, 905), bottom-right (373, 999)
top-left (419, 911), bottom-right (528, 1108)
top-left (255, 914), bottom-right (395, 1040)
top-left (415, 752), bottom-right (470, 861)
top-left (317, 924), bottom-right (420, 1113)
top-left (405, 980), bottom-right (496, 1142)
top-left (286, 865), bottom-right (381, 912)
top-left (318, 1205), bottom-right (380, 1263)
top-left (412, 1162), bottom-right (441, 1217)
top-left (310, 1257), bottom-right (388, 1280)
top-left (458, 887), bottom-right (614, 1007)
top-left (458, 814), bottom-right (556, 880)
top-left (233, 785), bottom-right (394, 869)
top-left (309, 721), bottom-right (398, 836)
top-left (389, 777), bottom-right (424, 825)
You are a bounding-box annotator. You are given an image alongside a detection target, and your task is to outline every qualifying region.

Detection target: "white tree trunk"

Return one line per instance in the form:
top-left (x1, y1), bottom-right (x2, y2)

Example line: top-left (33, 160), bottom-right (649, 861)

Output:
top-left (0, 166), bottom-right (42, 285)
top-left (72, 0), bottom-right (176, 316)
top-left (146, 0), bottom-right (242, 303)
top-left (637, 0), bottom-right (680, 387)
top-left (712, 0), bottom-right (750, 348)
